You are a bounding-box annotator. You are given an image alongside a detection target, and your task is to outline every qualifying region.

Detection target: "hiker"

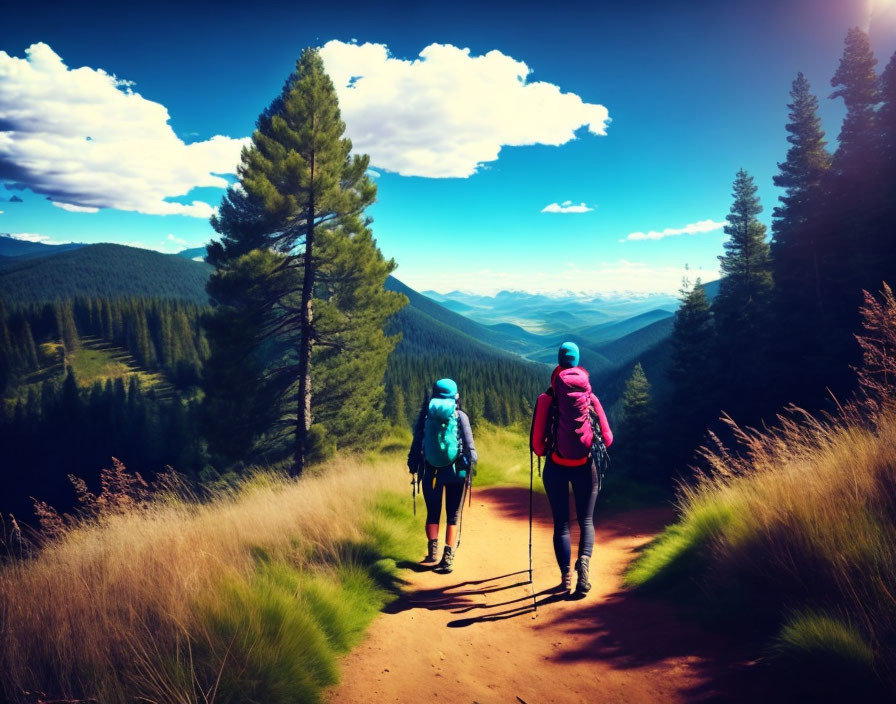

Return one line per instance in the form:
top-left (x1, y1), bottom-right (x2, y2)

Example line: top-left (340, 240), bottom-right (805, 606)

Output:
top-left (408, 378), bottom-right (478, 573)
top-left (530, 342), bottom-right (613, 596)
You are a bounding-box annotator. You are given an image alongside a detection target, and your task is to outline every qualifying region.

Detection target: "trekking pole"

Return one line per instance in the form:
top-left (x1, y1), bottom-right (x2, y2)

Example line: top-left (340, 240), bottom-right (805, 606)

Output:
top-left (412, 475), bottom-right (417, 516)
top-left (529, 450), bottom-right (537, 617)
top-left (456, 473), bottom-right (470, 550)
top-left (468, 463), bottom-right (473, 508)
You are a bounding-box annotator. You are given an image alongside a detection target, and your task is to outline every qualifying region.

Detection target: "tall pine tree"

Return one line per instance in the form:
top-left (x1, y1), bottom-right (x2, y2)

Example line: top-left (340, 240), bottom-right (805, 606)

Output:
top-left (771, 72), bottom-right (832, 404)
top-left (878, 50), bottom-right (896, 287)
top-left (205, 48), bottom-right (404, 473)
top-left (713, 169), bottom-right (773, 420)
top-left (617, 363), bottom-right (658, 480)
top-left (828, 28), bottom-right (880, 330)
top-left (664, 277), bottom-right (716, 471)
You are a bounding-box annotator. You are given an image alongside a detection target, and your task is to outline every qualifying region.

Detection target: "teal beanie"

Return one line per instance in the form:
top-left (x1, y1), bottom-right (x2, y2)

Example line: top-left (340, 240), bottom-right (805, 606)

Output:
top-left (558, 342), bottom-right (580, 368)
top-left (432, 378), bottom-right (458, 399)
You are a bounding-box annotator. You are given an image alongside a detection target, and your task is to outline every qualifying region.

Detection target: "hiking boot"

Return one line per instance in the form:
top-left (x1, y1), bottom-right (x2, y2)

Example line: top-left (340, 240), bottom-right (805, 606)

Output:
top-left (423, 539), bottom-right (439, 564)
top-left (574, 556), bottom-right (591, 595)
top-left (560, 569), bottom-right (572, 592)
top-left (438, 546), bottom-right (456, 573)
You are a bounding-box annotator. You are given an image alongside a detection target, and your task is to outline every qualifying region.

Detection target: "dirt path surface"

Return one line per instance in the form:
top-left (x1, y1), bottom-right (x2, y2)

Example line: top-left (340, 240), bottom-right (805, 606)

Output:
top-left (327, 487), bottom-right (754, 704)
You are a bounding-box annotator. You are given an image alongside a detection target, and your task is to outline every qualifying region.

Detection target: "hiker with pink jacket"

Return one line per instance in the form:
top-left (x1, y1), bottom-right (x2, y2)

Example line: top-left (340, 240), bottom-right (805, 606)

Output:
top-left (530, 342), bottom-right (613, 596)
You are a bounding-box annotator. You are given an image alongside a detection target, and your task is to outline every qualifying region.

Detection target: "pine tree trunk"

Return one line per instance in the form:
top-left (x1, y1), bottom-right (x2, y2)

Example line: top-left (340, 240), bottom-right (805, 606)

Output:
top-left (295, 197), bottom-right (315, 477)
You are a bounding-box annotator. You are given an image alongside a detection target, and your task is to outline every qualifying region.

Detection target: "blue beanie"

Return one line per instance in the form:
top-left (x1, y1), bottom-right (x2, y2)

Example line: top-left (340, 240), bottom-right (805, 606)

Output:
top-left (432, 378), bottom-right (458, 399)
top-left (558, 342), bottom-right (579, 368)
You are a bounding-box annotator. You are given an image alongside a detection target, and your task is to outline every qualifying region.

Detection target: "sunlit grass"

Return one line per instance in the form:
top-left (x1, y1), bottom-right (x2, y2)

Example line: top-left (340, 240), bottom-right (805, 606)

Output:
top-left (68, 347), bottom-right (132, 385)
top-left (0, 455), bottom-right (415, 704)
top-left (472, 421), bottom-right (543, 492)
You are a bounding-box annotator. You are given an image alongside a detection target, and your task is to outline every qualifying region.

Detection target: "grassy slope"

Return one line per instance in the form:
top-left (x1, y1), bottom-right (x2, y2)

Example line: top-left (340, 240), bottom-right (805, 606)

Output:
top-left (0, 424), bottom-right (532, 704)
top-left (0, 457), bottom-right (417, 703)
top-left (625, 409), bottom-right (896, 698)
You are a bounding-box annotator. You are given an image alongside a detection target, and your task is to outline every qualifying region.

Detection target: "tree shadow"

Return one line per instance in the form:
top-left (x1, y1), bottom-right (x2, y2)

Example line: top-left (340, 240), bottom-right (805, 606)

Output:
top-left (542, 577), bottom-right (778, 701)
top-left (388, 487), bottom-right (786, 701)
top-left (481, 485), bottom-right (674, 543)
top-left (471, 487), bottom-right (777, 702)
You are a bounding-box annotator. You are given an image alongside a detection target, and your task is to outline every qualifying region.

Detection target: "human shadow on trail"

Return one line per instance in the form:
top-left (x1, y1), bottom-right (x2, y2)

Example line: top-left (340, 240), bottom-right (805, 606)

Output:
top-left (446, 588), bottom-right (570, 627)
top-left (383, 567), bottom-right (548, 623)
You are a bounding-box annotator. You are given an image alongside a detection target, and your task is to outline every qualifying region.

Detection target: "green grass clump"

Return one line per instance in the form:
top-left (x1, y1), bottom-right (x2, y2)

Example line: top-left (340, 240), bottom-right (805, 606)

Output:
top-left (776, 611), bottom-right (875, 670)
top-left (191, 489), bottom-right (417, 704)
top-left (624, 497), bottom-right (734, 588)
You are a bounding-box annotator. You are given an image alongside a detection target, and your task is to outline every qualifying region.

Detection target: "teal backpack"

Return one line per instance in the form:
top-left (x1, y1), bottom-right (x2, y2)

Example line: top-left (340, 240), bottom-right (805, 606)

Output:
top-left (423, 397), bottom-right (460, 469)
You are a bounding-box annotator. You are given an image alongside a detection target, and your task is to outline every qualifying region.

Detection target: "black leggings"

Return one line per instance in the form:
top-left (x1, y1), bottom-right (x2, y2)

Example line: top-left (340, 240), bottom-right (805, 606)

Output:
top-left (542, 457), bottom-right (599, 571)
top-left (422, 467), bottom-right (467, 526)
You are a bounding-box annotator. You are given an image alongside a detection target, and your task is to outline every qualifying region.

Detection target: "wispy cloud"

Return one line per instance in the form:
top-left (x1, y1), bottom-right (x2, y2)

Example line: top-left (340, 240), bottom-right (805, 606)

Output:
top-left (52, 202), bottom-right (99, 213)
top-left (167, 233), bottom-right (190, 247)
top-left (319, 41), bottom-right (610, 178)
top-left (4, 232), bottom-right (70, 244)
top-left (541, 200), bottom-right (594, 214)
top-left (622, 218), bottom-right (726, 242)
top-left (0, 43), bottom-right (247, 218)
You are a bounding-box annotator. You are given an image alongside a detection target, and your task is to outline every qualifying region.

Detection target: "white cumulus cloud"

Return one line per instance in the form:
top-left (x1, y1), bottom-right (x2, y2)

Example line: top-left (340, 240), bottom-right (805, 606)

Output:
top-left (319, 41), bottom-right (610, 178)
top-left (623, 218), bottom-right (726, 242)
top-left (0, 43), bottom-right (248, 218)
top-left (542, 200), bottom-right (594, 213)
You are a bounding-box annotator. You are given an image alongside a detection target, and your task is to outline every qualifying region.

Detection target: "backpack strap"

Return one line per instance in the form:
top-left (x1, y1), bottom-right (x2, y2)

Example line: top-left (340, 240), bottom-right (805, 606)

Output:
top-left (546, 388), bottom-right (559, 456)
top-left (455, 410), bottom-right (465, 458)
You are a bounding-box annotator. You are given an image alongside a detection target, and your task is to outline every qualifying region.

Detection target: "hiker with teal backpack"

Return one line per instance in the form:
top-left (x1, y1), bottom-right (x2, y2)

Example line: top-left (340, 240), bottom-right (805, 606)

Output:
top-left (530, 342), bottom-right (613, 596)
top-left (408, 378), bottom-right (478, 573)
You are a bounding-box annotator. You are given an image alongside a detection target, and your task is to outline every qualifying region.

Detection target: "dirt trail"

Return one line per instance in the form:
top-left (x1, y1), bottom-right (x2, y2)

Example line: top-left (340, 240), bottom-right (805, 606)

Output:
top-left (328, 486), bottom-right (755, 703)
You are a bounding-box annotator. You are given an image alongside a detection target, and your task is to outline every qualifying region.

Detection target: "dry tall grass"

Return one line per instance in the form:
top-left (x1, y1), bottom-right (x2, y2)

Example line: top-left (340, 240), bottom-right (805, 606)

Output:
top-left (629, 406), bottom-right (896, 691)
top-left (0, 454), bottom-right (409, 703)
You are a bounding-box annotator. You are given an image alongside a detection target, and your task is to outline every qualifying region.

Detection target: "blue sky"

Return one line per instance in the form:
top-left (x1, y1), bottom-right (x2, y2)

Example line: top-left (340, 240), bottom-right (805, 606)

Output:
top-left (2, 0), bottom-right (895, 294)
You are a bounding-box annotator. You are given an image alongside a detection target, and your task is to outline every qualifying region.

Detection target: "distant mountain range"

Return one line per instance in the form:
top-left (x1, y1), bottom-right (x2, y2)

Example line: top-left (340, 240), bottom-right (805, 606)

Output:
top-left (0, 234), bottom-right (85, 259)
top-left (0, 237), bottom-right (719, 412)
top-left (423, 288), bottom-right (685, 334)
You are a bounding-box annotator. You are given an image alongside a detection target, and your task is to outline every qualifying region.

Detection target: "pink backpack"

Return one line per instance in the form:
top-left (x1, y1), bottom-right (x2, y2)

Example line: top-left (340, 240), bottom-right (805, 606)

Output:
top-left (530, 367), bottom-right (595, 460)
top-left (552, 367), bottom-right (594, 460)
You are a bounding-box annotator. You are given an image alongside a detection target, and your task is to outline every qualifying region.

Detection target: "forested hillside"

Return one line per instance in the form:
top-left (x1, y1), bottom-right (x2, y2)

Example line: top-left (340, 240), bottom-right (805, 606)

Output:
top-left (0, 244), bottom-right (551, 520)
top-left (0, 243), bottom-right (212, 304)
